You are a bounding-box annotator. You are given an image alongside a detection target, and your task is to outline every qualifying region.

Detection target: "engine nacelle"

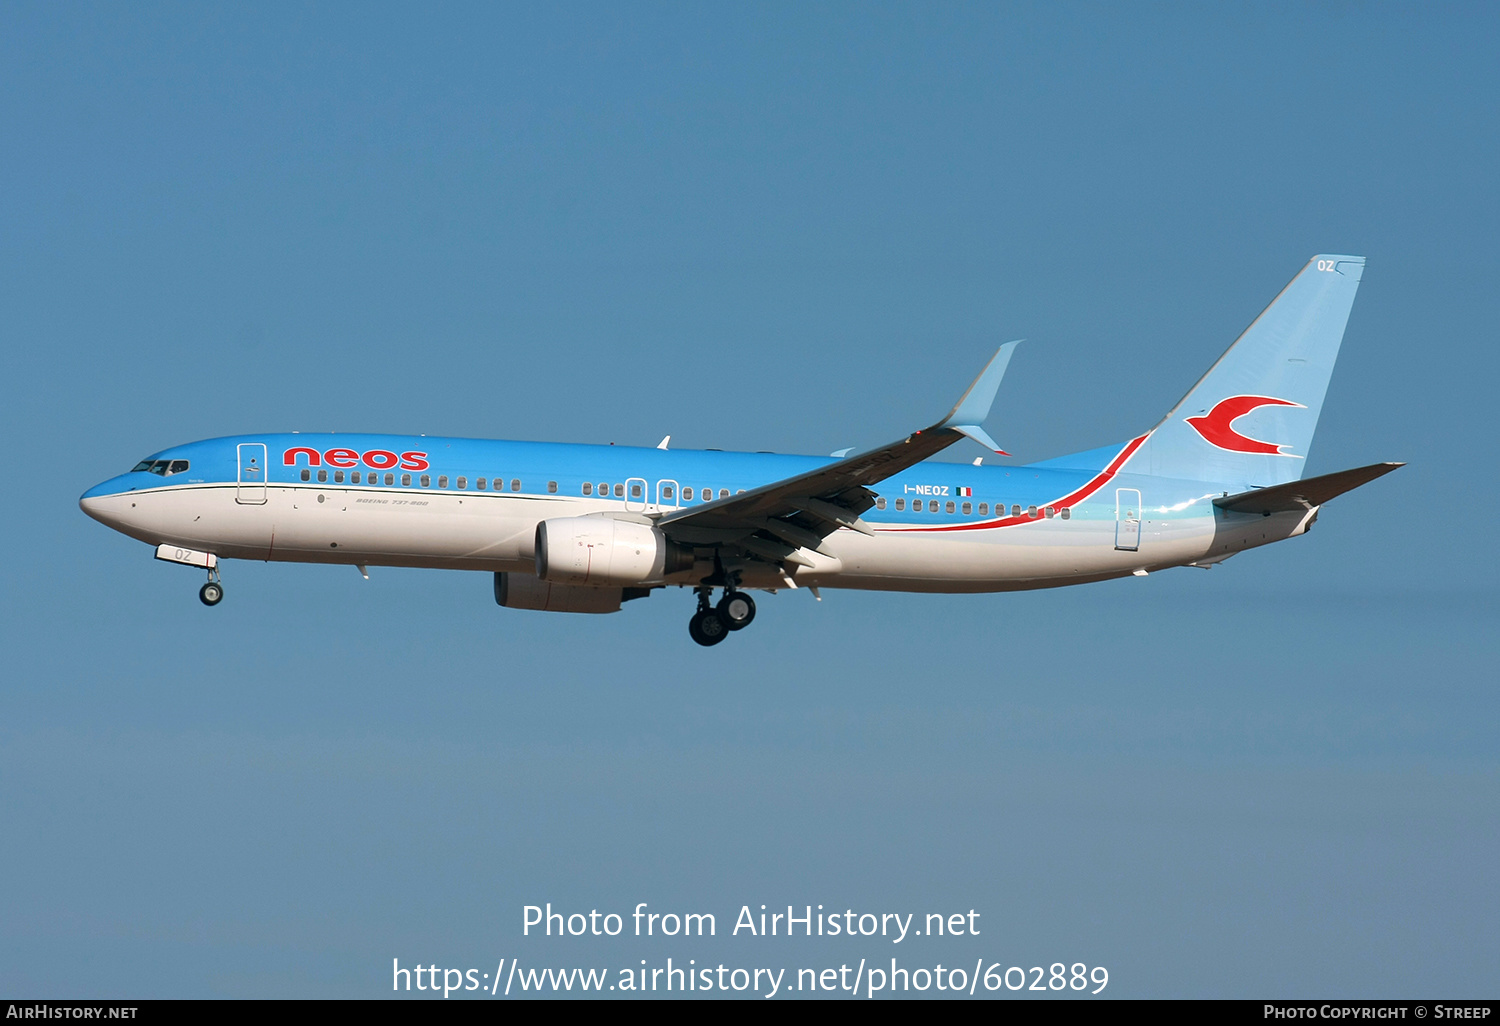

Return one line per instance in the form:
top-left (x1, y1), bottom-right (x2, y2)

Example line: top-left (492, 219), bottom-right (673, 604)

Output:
top-left (534, 516), bottom-right (693, 586)
top-left (494, 572), bottom-right (623, 614)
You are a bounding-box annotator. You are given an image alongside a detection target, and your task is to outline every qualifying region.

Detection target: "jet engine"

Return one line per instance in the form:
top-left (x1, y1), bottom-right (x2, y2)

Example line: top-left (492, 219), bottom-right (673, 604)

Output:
top-left (534, 517), bottom-right (694, 587)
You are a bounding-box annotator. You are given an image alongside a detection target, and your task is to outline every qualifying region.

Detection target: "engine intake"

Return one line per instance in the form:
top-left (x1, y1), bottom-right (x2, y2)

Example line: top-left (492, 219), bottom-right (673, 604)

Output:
top-left (534, 517), bottom-right (693, 587)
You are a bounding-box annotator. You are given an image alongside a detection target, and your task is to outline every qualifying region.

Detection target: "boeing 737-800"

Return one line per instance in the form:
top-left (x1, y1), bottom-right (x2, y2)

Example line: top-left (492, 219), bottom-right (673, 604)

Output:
top-left (81, 255), bottom-right (1400, 645)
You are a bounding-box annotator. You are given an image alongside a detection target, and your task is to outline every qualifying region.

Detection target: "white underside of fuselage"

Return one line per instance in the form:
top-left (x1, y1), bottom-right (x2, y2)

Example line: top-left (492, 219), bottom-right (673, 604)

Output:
top-left (81, 481), bottom-right (1310, 594)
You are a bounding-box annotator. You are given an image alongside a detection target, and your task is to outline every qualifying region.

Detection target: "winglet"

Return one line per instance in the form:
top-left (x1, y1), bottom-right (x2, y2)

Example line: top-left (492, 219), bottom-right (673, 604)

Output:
top-left (938, 340), bottom-right (1020, 453)
top-left (953, 424), bottom-right (1009, 456)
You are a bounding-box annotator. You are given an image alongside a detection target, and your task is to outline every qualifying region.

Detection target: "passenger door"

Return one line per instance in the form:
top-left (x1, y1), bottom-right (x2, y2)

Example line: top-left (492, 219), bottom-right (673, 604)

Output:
top-left (1114, 488), bottom-right (1141, 551)
top-left (237, 443), bottom-right (268, 505)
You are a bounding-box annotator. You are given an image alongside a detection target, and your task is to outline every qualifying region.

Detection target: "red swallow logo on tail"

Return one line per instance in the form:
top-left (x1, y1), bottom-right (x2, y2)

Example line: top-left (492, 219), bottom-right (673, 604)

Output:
top-left (1185, 395), bottom-right (1304, 456)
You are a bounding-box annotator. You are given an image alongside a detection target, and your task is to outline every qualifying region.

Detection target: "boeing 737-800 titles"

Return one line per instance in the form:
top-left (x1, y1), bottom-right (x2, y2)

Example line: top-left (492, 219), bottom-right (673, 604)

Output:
top-left (81, 255), bottom-right (1400, 645)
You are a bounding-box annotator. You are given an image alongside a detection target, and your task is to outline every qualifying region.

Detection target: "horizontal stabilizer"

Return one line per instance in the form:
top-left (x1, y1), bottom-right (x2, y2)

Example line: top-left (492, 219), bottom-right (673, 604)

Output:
top-left (1214, 461), bottom-right (1403, 515)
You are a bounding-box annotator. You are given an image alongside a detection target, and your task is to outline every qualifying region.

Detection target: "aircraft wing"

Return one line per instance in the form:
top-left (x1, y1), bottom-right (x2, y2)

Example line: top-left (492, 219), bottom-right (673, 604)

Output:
top-left (654, 343), bottom-right (1020, 568)
top-left (1213, 461), bottom-right (1404, 515)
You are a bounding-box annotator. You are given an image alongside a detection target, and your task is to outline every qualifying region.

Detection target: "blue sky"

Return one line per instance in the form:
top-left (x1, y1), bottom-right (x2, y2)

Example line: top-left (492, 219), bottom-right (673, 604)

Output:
top-left (1, 2), bottom-right (1495, 998)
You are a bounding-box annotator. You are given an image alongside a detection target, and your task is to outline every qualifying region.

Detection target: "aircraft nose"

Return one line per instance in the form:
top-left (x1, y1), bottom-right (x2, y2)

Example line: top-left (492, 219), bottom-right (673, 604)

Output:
top-left (79, 477), bottom-right (133, 527)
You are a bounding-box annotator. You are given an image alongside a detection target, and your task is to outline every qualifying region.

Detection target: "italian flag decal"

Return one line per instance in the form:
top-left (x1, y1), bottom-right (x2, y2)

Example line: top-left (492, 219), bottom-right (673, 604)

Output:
top-left (956, 486), bottom-right (972, 496)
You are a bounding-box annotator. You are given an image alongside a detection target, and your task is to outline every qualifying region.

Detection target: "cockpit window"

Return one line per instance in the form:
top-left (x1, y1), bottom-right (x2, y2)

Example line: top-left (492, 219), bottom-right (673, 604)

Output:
top-left (132, 459), bottom-right (189, 476)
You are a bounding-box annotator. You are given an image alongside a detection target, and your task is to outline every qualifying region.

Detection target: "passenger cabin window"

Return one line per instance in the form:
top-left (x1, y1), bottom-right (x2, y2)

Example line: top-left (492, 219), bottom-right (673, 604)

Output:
top-left (1028, 505), bottom-right (1039, 518)
top-left (300, 469), bottom-right (311, 482)
top-left (662, 485), bottom-right (674, 499)
top-left (946, 500), bottom-right (956, 513)
top-left (385, 473), bottom-right (394, 485)
top-left (549, 481), bottom-right (558, 494)
top-left (420, 474), bottom-right (431, 488)
top-left (457, 477), bottom-right (467, 489)
top-left (875, 497), bottom-right (886, 510)
top-left (402, 473), bottom-right (412, 486)
top-left (317, 469), bottom-right (328, 483)
top-left (352, 471), bottom-right (361, 484)
top-left (334, 470), bottom-right (345, 483)
top-left (1011, 504), bottom-right (1022, 517)
top-left (511, 479), bottom-right (521, 492)
top-left (962, 501), bottom-right (972, 515)
top-left (895, 498), bottom-right (905, 511)
top-left (582, 482), bottom-right (593, 496)
top-left (1045, 505), bottom-right (1056, 517)
top-left (438, 475), bottom-right (448, 488)
top-left (682, 487), bottom-right (693, 500)
top-left (630, 483), bottom-right (642, 498)
top-left (1061, 508), bottom-right (1072, 520)
top-left (613, 484), bottom-right (624, 498)
top-left (477, 478), bottom-right (487, 490)
top-left (978, 502), bottom-right (988, 515)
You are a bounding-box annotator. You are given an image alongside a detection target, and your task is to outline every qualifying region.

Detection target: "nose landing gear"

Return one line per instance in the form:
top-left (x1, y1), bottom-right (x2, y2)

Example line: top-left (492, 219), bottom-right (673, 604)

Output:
top-left (687, 585), bottom-right (757, 646)
top-left (198, 565), bottom-right (224, 607)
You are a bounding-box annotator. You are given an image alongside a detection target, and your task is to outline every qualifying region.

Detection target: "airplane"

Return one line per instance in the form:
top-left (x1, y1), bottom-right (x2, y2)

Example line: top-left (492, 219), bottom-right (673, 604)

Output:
top-left (80, 254), bottom-right (1400, 646)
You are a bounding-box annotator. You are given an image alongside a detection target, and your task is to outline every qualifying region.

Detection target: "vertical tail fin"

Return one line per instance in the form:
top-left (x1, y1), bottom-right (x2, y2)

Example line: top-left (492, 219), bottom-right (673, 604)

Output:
top-left (1136, 254), bottom-right (1365, 487)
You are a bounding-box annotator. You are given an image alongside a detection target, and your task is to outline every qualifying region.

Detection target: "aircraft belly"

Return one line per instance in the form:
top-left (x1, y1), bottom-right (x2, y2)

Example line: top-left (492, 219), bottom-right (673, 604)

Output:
top-left (100, 485), bottom-right (276, 555)
top-left (805, 514), bottom-right (1218, 593)
top-left (131, 486), bottom-right (1233, 589)
top-left (250, 487), bottom-right (550, 566)
top-left (136, 486), bottom-right (565, 570)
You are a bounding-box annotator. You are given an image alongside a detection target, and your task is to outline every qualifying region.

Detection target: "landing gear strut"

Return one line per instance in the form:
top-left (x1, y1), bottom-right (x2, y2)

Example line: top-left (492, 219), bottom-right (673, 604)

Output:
top-left (198, 565), bottom-right (223, 607)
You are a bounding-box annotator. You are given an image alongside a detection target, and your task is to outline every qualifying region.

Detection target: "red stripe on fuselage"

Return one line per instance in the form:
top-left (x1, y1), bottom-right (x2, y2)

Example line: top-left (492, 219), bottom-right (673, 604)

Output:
top-left (877, 433), bottom-right (1150, 534)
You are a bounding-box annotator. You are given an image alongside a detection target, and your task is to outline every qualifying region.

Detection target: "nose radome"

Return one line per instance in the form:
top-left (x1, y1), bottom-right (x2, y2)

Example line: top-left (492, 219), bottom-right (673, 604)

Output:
top-left (79, 477), bottom-right (134, 528)
top-left (79, 492), bottom-right (118, 527)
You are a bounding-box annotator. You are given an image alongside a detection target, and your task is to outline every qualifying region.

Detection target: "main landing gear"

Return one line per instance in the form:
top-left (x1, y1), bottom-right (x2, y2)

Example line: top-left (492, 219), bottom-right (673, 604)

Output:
top-left (687, 585), bottom-right (757, 646)
top-left (199, 566), bottom-right (224, 607)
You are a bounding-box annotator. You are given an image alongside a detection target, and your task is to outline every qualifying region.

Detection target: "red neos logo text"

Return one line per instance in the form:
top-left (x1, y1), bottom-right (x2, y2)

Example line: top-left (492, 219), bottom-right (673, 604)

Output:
top-left (283, 447), bottom-right (430, 471)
